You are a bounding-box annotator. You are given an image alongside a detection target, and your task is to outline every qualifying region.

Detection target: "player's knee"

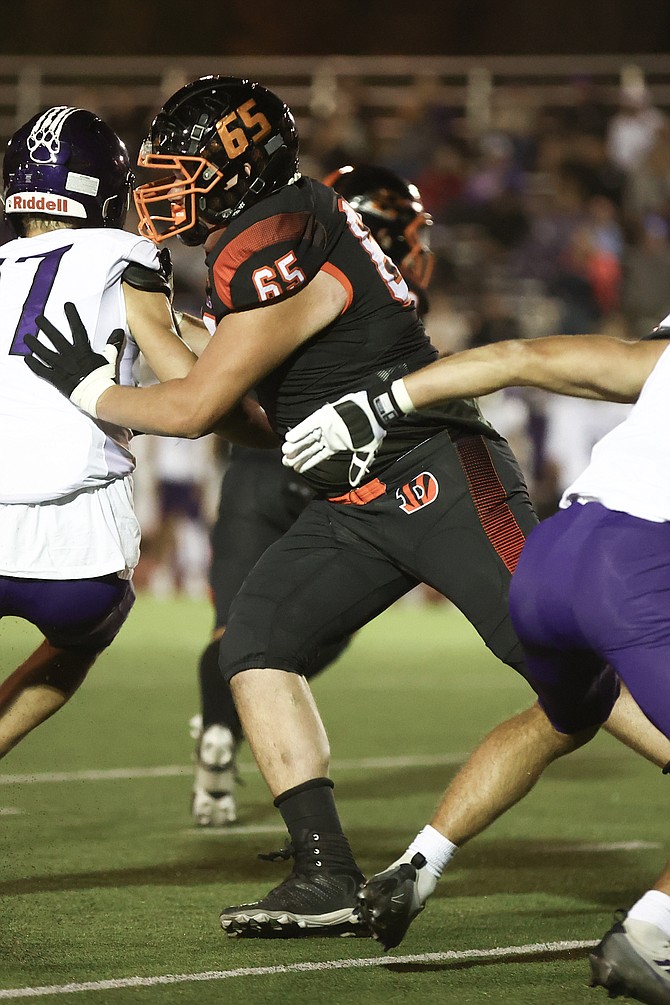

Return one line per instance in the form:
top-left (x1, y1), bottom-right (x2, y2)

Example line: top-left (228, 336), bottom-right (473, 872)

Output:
top-left (533, 669), bottom-right (619, 737)
top-left (217, 607), bottom-right (322, 683)
top-left (219, 656), bottom-right (305, 685)
top-left (38, 642), bottom-right (99, 696)
top-left (218, 636), bottom-right (307, 684)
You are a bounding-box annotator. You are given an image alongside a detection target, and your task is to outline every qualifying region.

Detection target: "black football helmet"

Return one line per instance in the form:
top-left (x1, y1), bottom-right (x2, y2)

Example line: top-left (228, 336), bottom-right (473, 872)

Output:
top-left (325, 164), bottom-right (434, 291)
top-left (134, 75), bottom-right (300, 245)
top-left (3, 106), bottom-right (133, 231)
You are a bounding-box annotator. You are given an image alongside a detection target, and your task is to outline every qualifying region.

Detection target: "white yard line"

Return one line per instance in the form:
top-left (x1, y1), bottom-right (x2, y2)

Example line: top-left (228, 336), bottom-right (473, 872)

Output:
top-left (0, 940), bottom-right (597, 999)
top-left (543, 840), bottom-right (661, 852)
top-left (0, 746), bottom-right (628, 788)
top-left (182, 823), bottom-right (287, 836)
top-left (0, 756), bottom-right (662, 851)
top-left (0, 753), bottom-right (466, 786)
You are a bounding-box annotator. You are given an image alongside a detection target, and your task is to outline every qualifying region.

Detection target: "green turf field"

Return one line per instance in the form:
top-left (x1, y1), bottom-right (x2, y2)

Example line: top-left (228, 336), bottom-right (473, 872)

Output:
top-left (0, 595), bottom-right (665, 1003)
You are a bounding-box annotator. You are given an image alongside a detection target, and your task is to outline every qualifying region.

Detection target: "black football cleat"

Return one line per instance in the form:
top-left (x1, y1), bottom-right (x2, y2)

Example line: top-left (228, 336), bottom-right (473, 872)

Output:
top-left (357, 852), bottom-right (435, 951)
top-left (220, 831), bottom-right (366, 938)
top-left (589, 913), bottom-right (670, 1004)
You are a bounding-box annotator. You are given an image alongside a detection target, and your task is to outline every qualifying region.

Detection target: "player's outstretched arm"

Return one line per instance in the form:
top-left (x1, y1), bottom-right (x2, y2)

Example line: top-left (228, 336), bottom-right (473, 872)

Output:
top-left (281, 333), bottom-right (670, 483)
top-left (400, 334), bottom-right (670, 410)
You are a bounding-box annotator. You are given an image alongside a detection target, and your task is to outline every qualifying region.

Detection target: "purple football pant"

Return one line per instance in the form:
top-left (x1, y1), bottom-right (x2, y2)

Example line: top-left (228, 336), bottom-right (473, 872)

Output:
top-left (0, 573), bottom-right (135, 651)
top-left (509, 500), bottom-right (670, 738)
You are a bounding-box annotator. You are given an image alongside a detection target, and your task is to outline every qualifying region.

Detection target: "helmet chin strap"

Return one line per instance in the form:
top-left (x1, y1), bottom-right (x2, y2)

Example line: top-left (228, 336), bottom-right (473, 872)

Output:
top-left (178, 219), bottom-right (211, 246)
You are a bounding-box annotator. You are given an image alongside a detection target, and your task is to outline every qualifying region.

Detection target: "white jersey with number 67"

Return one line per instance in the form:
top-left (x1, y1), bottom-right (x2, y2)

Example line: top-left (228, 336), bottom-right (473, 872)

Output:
top-left (0, 227), bottom-right (158, 504)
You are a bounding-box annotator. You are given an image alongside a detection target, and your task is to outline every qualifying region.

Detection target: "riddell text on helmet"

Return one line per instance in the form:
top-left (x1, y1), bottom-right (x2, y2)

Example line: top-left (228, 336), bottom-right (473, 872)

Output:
top-left (6, 193), bottom-right (83, 215)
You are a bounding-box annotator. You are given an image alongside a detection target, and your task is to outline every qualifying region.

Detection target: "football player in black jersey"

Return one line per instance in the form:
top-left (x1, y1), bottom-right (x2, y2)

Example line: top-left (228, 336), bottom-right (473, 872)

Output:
top-left (190, 163), bottom-right (434, 828)
top-left (26, 76), bottom-right (670, 942)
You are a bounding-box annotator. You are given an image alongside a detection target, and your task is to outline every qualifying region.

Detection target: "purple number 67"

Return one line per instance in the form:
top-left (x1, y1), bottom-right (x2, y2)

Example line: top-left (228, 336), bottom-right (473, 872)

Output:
top-left (7, 244), bottom-right (72, 355)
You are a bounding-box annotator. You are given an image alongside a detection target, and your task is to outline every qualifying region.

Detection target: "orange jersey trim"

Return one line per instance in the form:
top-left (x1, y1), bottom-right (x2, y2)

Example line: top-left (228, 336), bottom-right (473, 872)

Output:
top-left (212, 211), bottom-right (312, 310)
top-left (321, 261), bottom-right (353, 313)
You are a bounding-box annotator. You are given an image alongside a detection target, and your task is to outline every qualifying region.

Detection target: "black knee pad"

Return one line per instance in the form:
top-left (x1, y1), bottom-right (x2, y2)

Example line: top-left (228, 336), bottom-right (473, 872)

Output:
top-left (218, 618), bottom-right (309, 683)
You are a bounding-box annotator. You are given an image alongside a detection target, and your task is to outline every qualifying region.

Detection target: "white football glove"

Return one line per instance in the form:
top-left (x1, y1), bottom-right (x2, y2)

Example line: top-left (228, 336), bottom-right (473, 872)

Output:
top-left (282, 380), bottom-right (415, 488)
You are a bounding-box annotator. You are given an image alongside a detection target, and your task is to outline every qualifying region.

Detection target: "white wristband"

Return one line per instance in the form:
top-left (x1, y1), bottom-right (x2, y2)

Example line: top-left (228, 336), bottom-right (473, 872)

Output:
top-left (390, 377), bottom-right (416, 415)
top-left (70, 363), bottom-right (116, 418)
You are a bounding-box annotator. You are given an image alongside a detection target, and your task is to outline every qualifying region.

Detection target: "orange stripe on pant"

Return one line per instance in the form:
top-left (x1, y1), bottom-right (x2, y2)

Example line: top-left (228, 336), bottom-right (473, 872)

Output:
top-left (455, 437), bottom-right (526, 574)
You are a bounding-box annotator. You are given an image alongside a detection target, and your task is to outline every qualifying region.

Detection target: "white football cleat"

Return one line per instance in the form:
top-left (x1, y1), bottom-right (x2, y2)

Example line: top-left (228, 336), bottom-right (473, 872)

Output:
top-left (191, 721), bottom-right (238, 826)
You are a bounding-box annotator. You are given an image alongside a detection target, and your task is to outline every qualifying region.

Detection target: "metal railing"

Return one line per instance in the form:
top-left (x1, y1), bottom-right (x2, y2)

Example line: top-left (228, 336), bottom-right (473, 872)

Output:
top-left (0, 53), bottom-right (668, 152)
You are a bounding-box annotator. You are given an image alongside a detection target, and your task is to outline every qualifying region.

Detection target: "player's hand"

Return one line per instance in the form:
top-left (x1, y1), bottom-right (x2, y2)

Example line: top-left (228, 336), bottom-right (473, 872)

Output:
top-left (24, 302), bottom-right (124, 417)
top-left (282, 390), bottom-right (388, 488)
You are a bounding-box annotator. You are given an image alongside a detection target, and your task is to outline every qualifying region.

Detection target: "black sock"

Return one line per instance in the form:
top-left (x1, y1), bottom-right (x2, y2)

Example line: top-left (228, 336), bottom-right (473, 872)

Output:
top-left (275, 777), bottom-right (340, 835)
top-left (274, 778), bottom-right (360, 873)
top-left (198, 638), bottom-right (242, 741)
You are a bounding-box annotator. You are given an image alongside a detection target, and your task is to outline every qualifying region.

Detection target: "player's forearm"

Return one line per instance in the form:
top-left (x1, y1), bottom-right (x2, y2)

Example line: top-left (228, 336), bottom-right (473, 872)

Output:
top-left (173, 311), bottom-right (212, 356)
top-left (95, 378), bottom-right (228, 437)
top-left (401, 336), bottom-right (654, 408)
top-left (210, 395), bottom-right (280, 448)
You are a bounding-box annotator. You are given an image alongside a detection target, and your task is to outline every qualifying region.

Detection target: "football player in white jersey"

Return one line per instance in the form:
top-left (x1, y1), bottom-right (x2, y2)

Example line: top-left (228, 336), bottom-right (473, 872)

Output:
top-left (282, 324), bottom-right (670, 1004)
top-left (0, 105), bottom-right (272, 762)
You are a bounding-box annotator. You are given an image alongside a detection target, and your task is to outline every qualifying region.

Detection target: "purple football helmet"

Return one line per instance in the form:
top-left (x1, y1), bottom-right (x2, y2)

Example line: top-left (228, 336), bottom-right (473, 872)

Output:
top-left (3, 106), bottom-right (133, 229)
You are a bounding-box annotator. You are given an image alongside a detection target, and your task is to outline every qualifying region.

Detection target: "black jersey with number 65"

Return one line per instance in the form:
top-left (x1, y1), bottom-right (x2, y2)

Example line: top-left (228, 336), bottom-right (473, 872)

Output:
top-left (205, 176), bottom-right (498, 495)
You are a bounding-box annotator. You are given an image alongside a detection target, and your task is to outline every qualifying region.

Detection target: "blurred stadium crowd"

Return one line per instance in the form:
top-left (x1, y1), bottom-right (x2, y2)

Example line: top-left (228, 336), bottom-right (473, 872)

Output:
top-left (4, 61), bottom-right (670, 597)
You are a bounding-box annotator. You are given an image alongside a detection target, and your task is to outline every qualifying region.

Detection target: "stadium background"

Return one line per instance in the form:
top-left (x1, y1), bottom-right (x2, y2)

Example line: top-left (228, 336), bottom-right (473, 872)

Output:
top-left (1, 8), bottom-right (670, 1002)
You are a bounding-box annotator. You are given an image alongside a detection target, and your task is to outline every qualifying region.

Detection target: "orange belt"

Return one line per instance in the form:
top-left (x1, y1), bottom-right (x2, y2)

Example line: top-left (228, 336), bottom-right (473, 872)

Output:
top-left (328, 478), bottom-right (387, 506)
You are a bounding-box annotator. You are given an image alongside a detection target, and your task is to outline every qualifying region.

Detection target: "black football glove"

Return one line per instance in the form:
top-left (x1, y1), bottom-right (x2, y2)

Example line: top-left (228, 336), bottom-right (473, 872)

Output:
top-left (24, 302), bottom-right (124, 417)
top-left (157, 246), bottom-right (173, 297)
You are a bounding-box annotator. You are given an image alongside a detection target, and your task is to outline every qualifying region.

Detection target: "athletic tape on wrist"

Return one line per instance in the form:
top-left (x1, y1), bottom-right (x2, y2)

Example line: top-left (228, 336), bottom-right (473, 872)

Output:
top-left (390, 377), bottom-right (416, 414)
top-left (70, 364), bottom-right (116, 417)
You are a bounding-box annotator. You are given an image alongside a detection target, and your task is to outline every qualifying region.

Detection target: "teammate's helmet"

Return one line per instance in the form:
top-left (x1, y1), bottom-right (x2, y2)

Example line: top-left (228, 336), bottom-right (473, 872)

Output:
top-left (134, 75), bottom-right (300, 245)
top-left (325, 164), bottom-right (434, 290)
top-left (3, 106), bottom-right (133, 230)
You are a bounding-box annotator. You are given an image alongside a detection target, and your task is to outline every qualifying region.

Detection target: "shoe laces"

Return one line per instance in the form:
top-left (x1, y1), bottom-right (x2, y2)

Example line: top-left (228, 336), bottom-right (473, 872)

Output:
top-left (257, 831), bottom-right (361, 876)
top-left (257, 842), bottom-right (295, 863)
